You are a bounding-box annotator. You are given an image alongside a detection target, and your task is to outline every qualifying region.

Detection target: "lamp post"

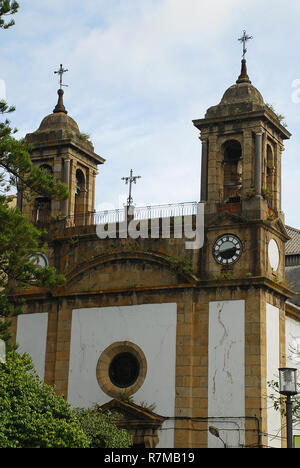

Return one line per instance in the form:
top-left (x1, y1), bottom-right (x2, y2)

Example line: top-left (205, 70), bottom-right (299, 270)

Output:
top-left (208, 426), bottom-right (227, 448)
top-left (278, 368), bottom-right (298, 448)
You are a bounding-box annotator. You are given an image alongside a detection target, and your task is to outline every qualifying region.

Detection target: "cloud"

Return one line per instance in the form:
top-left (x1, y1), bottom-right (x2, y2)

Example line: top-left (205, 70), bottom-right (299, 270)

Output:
top-left (1, 0), bottom-right (300, 228)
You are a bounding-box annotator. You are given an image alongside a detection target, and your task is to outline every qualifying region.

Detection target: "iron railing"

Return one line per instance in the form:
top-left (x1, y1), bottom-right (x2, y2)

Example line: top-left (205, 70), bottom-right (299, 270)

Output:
top-left (65, 202), bottom-right (198, 227)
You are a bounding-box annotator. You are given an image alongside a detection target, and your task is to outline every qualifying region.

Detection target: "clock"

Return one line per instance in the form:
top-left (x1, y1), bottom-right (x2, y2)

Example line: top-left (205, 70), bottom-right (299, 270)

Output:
top-left (213, 234), bottom-right (242, 265)
top-left (29, 252), bottom-right (48, 268)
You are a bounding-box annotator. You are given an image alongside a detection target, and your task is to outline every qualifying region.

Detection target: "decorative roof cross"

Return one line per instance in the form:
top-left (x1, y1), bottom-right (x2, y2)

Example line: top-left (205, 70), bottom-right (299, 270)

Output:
top-left (238, 30), bottom-right (253, 59)
top-left (122, 169), bottom-right (141, 206)
top-left (54, 64), bottom-right (69, 89)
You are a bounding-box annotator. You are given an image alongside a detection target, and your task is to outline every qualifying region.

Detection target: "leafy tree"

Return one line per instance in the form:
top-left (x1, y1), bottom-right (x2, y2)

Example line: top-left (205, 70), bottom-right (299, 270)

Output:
top-left (0, 2), bottom-right (68, 344)
top-left (269, 378), bottom-right (300, 419)
top-left (74, 407), bottom-right (133, 448)
top-left (0, 351), bottom-right (90, 448)
top-left (0, 352), bottom-right (133, 448)
top-left (0, 1), bottom-right (19, 29)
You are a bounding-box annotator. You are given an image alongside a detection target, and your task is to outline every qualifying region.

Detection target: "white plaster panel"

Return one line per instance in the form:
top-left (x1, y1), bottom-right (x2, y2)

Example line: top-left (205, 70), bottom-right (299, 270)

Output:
top-left (266, 303), bottom-right (281, 448)
top-left (68, 303), bottom-right (177, 447)
top-left (285, 315), bottom-right (300, 368)
top-left (16, 312), bottom-right (48, 379)
top-left (208, 300), bottom-right (245, 448)
top-left (285, 315), bottom-right (300, 438)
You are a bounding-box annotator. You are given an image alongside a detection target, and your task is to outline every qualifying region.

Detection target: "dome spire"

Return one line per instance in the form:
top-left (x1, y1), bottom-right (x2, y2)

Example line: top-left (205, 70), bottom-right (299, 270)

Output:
top-left (236, 30), bottom-right (253, 84)
top-left (53, 64), bottom-right (69, 114)
top-left (53, 88), bottom-right (68, 114)
top-left (236, 58), bottom-right (251, 84)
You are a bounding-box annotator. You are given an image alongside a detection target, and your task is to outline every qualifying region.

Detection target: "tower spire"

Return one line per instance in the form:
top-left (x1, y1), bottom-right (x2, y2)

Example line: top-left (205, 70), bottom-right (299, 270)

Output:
top-left (53, 89), bottom-right (68, 114)
top-left (236, 30), bottom-right (253, 84)
top-left (53, 64), bottom-right (69, 114)
top-left (236, 59), bottom-right (251, 84)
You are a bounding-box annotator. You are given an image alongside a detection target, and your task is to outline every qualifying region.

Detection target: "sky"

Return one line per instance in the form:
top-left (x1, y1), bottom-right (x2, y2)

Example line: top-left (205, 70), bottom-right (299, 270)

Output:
top-left (1, 0), bottom-right (300, 228)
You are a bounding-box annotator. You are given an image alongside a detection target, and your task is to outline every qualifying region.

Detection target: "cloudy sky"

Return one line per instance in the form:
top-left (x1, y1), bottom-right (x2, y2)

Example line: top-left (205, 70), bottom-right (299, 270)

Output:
top-left (2, 0), bottom-right (300, 228)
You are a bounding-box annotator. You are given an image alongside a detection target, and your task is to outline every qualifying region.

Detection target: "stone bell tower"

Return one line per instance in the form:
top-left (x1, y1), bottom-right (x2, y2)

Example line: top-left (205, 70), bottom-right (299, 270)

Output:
top-left (20, 84), bottom-right (105, 225)
top-left (192, 51), bottom-right (293, 448)
top-left (193, 57), bottom-right (291, 283)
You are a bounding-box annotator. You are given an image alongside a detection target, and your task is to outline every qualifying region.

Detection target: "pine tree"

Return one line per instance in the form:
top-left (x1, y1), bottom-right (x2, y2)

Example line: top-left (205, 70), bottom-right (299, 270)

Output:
top-left (0, 2), bottom-right (68, 344)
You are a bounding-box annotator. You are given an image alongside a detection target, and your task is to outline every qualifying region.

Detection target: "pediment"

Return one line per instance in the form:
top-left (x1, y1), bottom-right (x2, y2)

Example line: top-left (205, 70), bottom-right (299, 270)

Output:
top-left (100, 399), bottom-right (165, 448)
top-left (100, 399), bottom-right (165, 425)
top-left (57, 251), bottom-right (196, 294)
top-left (272, 219), bottom-right (290, 241)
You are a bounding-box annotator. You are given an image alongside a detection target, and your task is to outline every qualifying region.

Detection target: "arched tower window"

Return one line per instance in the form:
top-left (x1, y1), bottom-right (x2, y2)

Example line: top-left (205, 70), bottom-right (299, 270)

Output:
top-left (39, 164), bottom-right (53, 174)
top-left (34, 197), bottom-right (51, 224)
top-left (75, 169), bottom-right (86, 224)
top-left (266, 144), bottom-right (274, 207)
top-left (222, 139), bottom-right (242, 203)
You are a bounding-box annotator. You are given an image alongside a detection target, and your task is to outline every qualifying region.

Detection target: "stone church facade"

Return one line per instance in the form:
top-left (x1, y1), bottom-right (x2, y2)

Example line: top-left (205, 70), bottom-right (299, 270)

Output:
top-left (11, 58), bottom-right (300, 448)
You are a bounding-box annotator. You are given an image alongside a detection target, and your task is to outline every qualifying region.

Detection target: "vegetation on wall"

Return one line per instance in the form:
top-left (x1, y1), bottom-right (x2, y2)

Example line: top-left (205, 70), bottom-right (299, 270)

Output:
top-left (265, 103), bottom-right (287, 128)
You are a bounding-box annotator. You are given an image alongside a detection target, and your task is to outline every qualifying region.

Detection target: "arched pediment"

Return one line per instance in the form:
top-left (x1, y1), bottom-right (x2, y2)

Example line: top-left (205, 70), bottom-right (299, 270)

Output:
top-left (56, 251), bottom-right (197, 294)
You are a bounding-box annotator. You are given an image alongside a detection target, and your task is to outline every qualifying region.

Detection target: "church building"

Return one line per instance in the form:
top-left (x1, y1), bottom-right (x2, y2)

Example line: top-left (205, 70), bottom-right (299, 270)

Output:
top-left (11, 52), bottom-right (300, 448)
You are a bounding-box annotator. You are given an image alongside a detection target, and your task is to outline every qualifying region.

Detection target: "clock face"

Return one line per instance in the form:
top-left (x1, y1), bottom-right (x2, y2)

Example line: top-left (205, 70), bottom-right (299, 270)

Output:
top-left (213, 234), bottom-right (242, 265)
top-left (29, 253), bottom-right (48, 269)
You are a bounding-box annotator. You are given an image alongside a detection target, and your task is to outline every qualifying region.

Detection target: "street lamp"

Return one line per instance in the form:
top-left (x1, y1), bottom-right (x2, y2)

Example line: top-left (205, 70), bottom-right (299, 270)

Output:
top-left (208, 426), bottom-right (227, 448)
top-left (278, 368), bottom-right (298, 448)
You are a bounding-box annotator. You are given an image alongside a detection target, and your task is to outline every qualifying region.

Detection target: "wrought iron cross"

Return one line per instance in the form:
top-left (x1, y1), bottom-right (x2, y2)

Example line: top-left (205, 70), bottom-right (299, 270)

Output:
top-left (54, 64), bottom-right (69, 89)
top-left (122, 169), bottom-right (141, 206)
top-left (238, 30), bottom-right (253, 59)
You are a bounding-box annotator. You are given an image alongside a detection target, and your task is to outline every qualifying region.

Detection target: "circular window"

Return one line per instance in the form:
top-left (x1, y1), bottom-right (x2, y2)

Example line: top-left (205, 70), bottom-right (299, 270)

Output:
top-left (109, 352), bottom-right (140, 388)
top-left (96, 341), bottom-right (147, 399)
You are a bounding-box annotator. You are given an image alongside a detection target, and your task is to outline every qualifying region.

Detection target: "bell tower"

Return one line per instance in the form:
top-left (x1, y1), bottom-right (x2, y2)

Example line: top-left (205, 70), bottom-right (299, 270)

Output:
top-left (20, 80), bottom-right (105, 225)
top-left (193, 49), bottom-right (293, 448)
top-left (193, 56), bottom-right (291, 282)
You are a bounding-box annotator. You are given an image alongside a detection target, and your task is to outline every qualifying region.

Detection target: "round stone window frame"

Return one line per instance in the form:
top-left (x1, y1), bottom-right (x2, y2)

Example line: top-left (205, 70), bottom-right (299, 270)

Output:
top-left (96, 341), bottom-right (147, 399)
top-left (268, 238), bottom-right (280, 272)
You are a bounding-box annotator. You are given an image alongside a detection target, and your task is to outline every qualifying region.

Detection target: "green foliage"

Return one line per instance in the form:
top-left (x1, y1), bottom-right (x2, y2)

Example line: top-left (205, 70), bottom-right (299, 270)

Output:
top-left (119, 390), bottom-right (135, 403)
top-left (78, 132), bottom-right (91, 143)
top-left (0, 351), bottom-right (90, 448)
top-left (0, 1), bottom-right (19, 29)
top-left (261, 186), bottom-right (272, 200)
top-left (0, 3), bottom-right (68, 342)
top-left (214, 271), bottom-right (235, 280)
top-left (74, 407), bottom-right (132, 448)
top-left (244, 184), bottom-right (257, 199)
top-left (166, 255), bottom-right (196, 275)
top-left (268, 380), bottom-right (300, 417)
top-left (0, 198), bottom-right (66, 343)
top-left (138, 400), bottom-right (157, 412)
top-left (265, 103), bottom-right (288, 128)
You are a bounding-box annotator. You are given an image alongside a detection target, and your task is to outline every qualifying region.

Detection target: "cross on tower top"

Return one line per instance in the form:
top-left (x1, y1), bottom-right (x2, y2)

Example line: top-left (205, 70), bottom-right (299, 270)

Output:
top-left (54, 64), bottom-right (69, 89)
top-left (122, 169), bottom-right (141, 206)
top-left (238, 30), bottom-right (253, 59)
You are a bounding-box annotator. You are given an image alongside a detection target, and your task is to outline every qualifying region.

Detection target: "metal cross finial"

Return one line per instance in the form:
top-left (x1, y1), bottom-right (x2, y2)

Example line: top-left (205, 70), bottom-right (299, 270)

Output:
top-left (122, 169), bottom-right (141, 206)
top-left (54, 64), bottom-right (69, 89)
top-left (238, 30), bottom-right (253, 59)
